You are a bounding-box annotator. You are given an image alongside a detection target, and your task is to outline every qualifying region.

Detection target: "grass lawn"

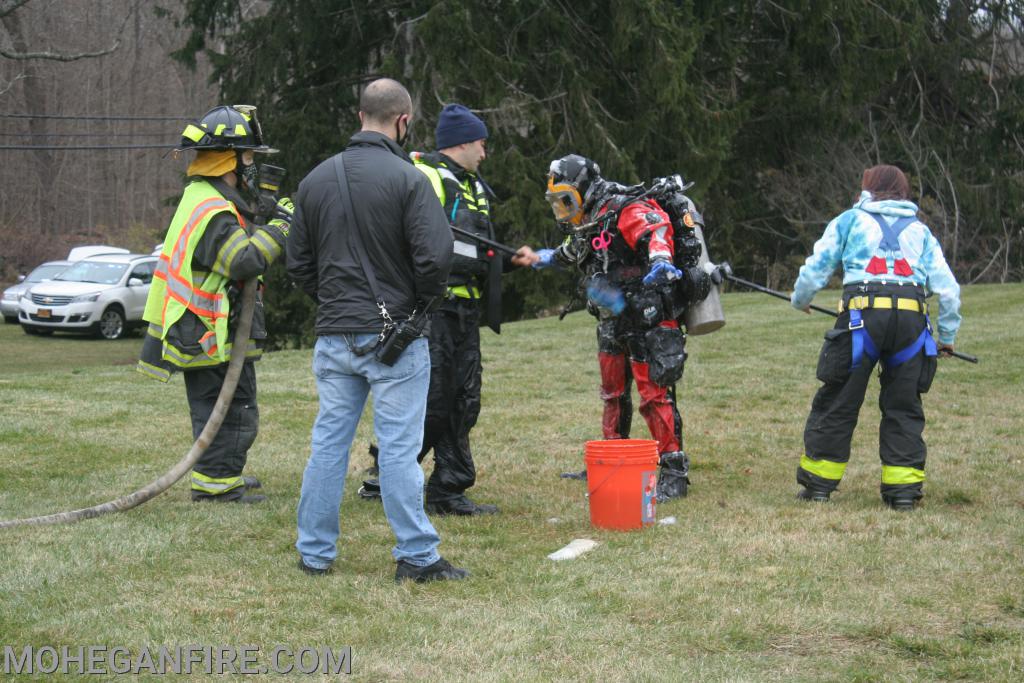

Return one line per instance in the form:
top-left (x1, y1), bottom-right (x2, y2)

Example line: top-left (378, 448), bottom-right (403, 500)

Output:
top-left (1, 284), bottom-right (1022, 680)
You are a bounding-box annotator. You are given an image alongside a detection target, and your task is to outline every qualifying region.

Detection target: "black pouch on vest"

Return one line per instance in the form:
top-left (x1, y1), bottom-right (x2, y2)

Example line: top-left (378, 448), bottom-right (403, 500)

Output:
top-left (917, 354), bottom-right (937, 394)
top-left (645, 326), bottom-right (687, 387)
top-left (816, 327), bottom-right (852, 384)
top-left (629, 288), bottom-right (664, 328)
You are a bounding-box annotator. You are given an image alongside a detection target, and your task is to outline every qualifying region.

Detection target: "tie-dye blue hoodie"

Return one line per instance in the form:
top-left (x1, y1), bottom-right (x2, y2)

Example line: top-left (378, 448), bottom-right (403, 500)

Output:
top-left (790, 192), bottom-right (961, 344)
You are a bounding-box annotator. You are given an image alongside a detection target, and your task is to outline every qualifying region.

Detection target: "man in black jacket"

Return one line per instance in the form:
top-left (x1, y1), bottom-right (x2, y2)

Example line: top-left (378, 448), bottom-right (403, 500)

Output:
top-left (287, 78), bottom-right (467, 583)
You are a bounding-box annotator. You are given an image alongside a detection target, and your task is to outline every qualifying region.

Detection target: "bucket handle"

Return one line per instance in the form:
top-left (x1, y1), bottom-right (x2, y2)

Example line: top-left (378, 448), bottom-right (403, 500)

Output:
top-left (587, 457), bottom-right (626, 499)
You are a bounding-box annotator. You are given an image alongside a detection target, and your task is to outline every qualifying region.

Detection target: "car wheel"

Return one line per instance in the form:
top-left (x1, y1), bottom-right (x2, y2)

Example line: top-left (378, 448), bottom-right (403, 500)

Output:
top-left (21, 324), bottom-right (53, 336)
top-left (96, 306), bottom-right (127, 340)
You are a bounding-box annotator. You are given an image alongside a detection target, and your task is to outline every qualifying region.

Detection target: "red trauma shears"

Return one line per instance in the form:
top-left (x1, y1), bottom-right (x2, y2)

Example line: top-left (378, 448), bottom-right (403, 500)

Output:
top-left (591, 230), bottom-right (612, 251)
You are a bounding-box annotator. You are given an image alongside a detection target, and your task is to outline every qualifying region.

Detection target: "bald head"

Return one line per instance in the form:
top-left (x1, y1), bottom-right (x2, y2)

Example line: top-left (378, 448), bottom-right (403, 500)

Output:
top-left (359, 78), bottom-right (412, 128)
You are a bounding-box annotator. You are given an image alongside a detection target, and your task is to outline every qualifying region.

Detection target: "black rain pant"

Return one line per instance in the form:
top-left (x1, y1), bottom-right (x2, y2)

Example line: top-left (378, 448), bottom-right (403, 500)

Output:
top-left (420, 300), bottom-right (483, 503)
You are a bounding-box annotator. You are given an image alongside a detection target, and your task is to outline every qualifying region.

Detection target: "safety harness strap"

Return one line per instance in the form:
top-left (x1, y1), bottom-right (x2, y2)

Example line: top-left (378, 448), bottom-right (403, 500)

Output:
top-left (849, 308), bottom-right (938, 371)
top-left (866, 213), bottom-right (916, 251)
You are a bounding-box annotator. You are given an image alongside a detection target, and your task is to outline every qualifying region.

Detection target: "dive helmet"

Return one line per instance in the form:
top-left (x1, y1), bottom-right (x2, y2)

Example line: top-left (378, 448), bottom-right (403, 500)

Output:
top-left (178, 105), bottom-right (278, 154)
top-left (546, 154), bottom-right (601, 227)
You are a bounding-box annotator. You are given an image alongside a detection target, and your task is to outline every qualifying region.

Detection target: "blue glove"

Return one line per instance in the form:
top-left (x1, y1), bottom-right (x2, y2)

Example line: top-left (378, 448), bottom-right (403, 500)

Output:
top-left (586, 278), bottom-right (626, 315)
top-left (643, 258), bottom-right (682, 286)
top-left (531, 248), bottom-right (556, 269)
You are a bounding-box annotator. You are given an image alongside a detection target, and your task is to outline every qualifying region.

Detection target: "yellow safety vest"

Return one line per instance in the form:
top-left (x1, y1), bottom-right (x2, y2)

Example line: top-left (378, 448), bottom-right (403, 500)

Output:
top-left (412, 152), bottom-right (491, 300)
top-left (137, 180), bottom-right (255, 381)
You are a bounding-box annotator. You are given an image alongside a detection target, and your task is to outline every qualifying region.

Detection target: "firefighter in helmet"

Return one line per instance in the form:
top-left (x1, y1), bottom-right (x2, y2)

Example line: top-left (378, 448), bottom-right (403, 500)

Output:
top-left (137, 105), bottom-right (292, 503)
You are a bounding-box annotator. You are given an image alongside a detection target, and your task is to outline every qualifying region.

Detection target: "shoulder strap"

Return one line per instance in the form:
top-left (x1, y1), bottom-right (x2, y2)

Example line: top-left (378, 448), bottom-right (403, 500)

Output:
top-left (865, 211), bottom-right (916, 251)
top-left (331, 154), bottom-right (393, 329)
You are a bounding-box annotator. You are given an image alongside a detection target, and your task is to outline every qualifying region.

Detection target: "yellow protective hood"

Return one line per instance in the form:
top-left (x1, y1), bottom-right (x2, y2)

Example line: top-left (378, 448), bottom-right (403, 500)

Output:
top-left (187, 150), bottom-right (236, 178)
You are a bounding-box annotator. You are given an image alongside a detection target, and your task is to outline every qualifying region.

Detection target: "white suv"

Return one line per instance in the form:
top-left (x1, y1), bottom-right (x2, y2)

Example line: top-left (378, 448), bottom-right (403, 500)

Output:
top-left (18, 253), bottom-right (157, 340)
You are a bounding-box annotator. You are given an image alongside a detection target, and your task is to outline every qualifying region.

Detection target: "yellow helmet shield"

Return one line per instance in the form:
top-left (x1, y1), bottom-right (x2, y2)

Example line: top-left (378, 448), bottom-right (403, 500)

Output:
top-left (546, 176), bottom-right (585, 226)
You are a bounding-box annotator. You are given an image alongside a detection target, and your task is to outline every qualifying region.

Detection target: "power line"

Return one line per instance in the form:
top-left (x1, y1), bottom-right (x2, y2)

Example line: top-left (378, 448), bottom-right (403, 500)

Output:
top-left (0, 131), bottom-right (174, 138)
top-left (0, 113), bottom-right (189, 121)
top-left (0, 144), bottom-right (176, 150)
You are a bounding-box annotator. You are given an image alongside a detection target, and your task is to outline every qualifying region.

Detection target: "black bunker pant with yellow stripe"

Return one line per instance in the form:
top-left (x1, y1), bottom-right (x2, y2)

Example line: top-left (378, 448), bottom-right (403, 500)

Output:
top-left (798, 292), bottom-right (938, 505)
top-left (185, 361), bottom-right (259, 501)
top-left (419, 299), bottom-right (483, 504)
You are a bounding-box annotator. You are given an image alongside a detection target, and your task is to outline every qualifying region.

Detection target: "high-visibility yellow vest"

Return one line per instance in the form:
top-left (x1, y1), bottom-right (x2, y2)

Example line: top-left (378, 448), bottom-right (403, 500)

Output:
top-left (138, 180), bottom-right (245, 379)
top-left (412, 152), bottom-right (490, 299)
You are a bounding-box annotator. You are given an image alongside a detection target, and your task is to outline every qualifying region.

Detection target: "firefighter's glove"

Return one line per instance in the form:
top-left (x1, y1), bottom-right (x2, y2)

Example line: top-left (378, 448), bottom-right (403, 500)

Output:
top-left (586, 277), bottom-right (625, 315)
top-left (269, 196), bottom-right (294, 236)
top-left (643, 257), bottom-right (682, 286)
top-left (531, 248), bottom-right (556, 269)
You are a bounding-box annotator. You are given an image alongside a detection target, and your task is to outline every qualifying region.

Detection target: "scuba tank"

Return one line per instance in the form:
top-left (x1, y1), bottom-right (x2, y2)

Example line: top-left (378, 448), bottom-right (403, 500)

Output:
top-left (683, 223), bottom-right (726, 335)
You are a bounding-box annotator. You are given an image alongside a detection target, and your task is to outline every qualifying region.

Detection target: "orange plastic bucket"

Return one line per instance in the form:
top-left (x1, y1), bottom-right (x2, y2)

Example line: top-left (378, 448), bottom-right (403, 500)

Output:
top-left (584, 439), bottom-right (660, 530)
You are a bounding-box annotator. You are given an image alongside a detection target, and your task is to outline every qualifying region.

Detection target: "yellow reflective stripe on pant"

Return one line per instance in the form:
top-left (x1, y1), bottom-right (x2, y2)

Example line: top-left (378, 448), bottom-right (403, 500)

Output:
top-left (190, 471), bottom-right (245, 494)
top-left (881, 465), bottom-right (925, 485)
top-left (800, 454), bottom-right (847, 481)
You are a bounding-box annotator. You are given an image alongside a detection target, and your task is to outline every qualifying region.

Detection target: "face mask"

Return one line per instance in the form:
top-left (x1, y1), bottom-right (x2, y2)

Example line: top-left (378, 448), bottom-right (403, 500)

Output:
top-left (395, 115), bottom-right (409, 148)
top-left (238, 152), bottom-right (259, 196)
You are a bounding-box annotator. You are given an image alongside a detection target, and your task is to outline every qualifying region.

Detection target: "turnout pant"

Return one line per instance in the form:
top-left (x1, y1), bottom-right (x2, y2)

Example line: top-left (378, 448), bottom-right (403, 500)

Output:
top-left (597, 317), bottom-right (682, 455)
top-left (185, 361), bottom-right (258, 500)
top-left (799, 293), bottom-right (936, 504)
top-left (420, 299), bottom-right (483, 503)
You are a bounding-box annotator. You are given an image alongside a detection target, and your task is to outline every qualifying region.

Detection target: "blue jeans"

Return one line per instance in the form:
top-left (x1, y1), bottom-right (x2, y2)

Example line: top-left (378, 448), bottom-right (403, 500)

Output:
top-left (296, 334), bottom-right (440, 570)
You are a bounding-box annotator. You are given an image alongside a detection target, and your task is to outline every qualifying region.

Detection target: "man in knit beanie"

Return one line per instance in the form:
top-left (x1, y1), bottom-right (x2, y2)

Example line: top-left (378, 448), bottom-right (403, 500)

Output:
top-left (360, 103), bottom-right (534, 515)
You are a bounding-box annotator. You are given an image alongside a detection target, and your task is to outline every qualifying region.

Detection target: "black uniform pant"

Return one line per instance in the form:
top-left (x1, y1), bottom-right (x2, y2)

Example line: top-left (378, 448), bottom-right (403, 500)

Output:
top-left (420, 299), bottom-right (482, 502)
top-left (799, 292), bottom-right (936, 504)
top-left (185, 361), bottom-right (259, 497)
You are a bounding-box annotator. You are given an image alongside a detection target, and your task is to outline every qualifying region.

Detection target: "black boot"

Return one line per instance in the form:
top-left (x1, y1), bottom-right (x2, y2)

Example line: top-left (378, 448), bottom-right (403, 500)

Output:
top-left (796, 486), bottom-right (831, 502)
top-left (426, 494), bottom-right (499, 516)
top-left (656, 451), bottom-right (689, 501)
top-left (358, 478), bottom-right (382, 501)
top-left (365, 444), bottom-right (379, 476)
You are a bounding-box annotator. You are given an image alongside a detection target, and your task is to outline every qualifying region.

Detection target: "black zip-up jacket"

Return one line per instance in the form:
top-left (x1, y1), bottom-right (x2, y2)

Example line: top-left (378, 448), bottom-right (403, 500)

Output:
top-left (287, 131), bottom-right (453, 334)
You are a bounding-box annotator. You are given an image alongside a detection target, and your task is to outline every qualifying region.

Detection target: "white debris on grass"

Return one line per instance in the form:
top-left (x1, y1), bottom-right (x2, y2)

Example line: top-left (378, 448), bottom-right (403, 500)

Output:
top-left (547, 538), bottom-right (599, 561)
top-left (658, 516), bottom-right (677, 525)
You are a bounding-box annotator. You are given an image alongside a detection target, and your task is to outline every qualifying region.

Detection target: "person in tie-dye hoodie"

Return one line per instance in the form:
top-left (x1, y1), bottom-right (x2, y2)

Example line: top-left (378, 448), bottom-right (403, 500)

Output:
top-left (790, 165), bottom-right (961, 510)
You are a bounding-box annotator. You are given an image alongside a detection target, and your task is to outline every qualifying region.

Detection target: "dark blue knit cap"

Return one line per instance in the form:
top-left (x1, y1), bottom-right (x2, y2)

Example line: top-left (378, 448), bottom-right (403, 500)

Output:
top-left (435, 104), bottom-right (488, 149)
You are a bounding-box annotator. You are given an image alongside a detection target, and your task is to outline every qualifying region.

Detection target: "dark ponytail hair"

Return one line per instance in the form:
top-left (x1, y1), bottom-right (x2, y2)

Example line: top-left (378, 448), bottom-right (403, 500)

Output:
top-left (861, 165), bottom-right (910, 201)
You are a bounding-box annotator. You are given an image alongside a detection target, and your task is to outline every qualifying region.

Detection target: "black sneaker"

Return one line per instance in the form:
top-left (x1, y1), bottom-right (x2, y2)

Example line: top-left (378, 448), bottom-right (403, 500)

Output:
top-left (426, 495), bottom-right (499, 516)
top-left (796, 487), bottom-right (830, 502)
top-left (394, 557), bottom-right (469, 584)
top-left (243, 476), bottom-right (262, 490)
top-left (886, 497), bottom-right (917, 511)
top-left (297, 557), bottom-right (330, 576)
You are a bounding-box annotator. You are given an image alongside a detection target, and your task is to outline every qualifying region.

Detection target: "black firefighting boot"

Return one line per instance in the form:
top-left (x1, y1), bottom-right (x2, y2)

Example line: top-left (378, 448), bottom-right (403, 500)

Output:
top-left (796, 466), bottom-right (834, 502)
top-left (656, 451), bottom-right (689, 502)
top-left (796, 487), bottom-right (831, 502)
top-left (882, 485), bottom-right (922, 511)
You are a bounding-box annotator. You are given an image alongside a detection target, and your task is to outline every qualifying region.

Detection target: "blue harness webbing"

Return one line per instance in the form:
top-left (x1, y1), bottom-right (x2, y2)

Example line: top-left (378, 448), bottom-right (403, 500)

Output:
top-left (865, 212), bottom-right (916, 251)
top-left (849, 308), bottom-right (938, 371)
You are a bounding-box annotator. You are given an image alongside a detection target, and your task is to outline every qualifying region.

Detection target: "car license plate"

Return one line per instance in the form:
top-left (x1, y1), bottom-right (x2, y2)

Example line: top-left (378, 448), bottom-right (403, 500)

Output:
top-left (37, 308), bottom-right (51, 318)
